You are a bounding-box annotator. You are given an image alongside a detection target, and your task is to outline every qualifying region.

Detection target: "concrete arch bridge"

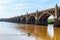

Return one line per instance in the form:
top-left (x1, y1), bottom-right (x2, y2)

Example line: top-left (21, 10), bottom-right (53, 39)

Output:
top-left (12, 4), bottom-right (60, 27)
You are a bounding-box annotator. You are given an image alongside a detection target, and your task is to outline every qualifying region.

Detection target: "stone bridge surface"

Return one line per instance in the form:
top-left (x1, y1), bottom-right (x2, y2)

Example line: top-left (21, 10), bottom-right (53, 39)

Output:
top-left (9, 4), bottom-right (60, 27)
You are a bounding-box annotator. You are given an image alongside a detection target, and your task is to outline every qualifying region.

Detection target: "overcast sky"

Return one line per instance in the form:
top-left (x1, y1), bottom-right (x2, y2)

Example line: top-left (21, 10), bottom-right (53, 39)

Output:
top-left (0, 0), bottom-right (60, 18)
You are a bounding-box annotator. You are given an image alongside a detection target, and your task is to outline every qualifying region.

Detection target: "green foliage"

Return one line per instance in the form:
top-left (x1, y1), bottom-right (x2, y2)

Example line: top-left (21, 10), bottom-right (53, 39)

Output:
top-left (48, 19), bottom-right (54, 24)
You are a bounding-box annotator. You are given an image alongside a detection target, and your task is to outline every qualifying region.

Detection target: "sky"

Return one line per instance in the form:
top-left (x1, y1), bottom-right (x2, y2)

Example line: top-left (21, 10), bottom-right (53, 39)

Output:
top-left (0, 0), bottom-right (60, 18)
top-left (48, 15), bottom-right (54, 19)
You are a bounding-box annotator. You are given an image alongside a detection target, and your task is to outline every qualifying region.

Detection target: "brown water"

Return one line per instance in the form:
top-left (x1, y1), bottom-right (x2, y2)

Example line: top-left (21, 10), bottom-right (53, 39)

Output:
top-left (0, 22), bottom-right (60, 40)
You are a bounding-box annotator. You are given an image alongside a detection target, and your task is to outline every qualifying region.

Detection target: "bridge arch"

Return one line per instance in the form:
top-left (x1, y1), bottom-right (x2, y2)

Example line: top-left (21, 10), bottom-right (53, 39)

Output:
top-left (38, 12), bottom-right (54, 25)
top-left (28, 15), bottom-right (35, 24)
top-left (17, 18), bottom-right (21, 23)
top-left (29, 15), bottom-right (35, 19)
top-left (22, 17), bottom-right (26, 23)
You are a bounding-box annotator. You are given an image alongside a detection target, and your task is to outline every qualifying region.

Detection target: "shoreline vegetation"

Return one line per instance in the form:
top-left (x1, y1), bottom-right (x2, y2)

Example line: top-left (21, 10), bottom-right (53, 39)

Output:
top-left (48, 19), bottom-right (54, 24)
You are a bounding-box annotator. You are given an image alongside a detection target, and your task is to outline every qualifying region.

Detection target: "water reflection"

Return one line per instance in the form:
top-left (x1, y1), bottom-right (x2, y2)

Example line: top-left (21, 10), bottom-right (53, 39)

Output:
top-left (47, 24), bottom-right (54, 39)
top-left (0, 22), bottom-right (36, 40)
top-left (0, 22), bottom-right (60, 40)
top-left (17, 24), bottom-right (47, 40)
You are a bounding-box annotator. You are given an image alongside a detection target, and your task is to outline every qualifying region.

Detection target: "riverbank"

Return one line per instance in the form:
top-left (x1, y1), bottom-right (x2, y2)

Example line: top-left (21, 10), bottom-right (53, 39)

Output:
top-left (48, 19), bottom-right (54, 24)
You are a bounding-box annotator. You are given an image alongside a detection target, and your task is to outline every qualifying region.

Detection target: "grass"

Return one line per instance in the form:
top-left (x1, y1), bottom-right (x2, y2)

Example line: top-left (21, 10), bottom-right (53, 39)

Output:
top-left (48, 19), bottom-right (54, 24)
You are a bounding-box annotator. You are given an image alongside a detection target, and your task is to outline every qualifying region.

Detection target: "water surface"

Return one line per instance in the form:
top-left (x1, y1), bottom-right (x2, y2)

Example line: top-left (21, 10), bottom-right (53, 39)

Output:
top-left (0, 22), bottom-right (59, 40)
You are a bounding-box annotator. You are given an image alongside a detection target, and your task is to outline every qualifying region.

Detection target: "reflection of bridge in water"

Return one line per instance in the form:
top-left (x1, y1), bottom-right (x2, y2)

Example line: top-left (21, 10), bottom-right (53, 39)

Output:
top-left (7, 4), bottom-right (60, 27)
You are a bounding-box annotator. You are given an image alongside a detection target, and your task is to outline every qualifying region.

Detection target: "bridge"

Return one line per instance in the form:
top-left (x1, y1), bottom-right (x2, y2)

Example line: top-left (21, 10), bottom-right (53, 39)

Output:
top-left (6, 4), bottom-right (60, 27)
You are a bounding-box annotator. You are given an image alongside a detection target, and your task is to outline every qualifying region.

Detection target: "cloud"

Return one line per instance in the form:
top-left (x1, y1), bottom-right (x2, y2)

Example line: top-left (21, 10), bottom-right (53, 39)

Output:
top-left (13, 0), bottom-right (49, 10)
top-left (0, 0), bottom-right (12, 4)
top-left (14, 4), bottom-right (31, 10)
top-left (0, 0), bottom-right (59, 18)
top-left (0, 0), bottom-right (11, 18)
top-left (0, 5), bottom-right (7, 18)
top-left (40, 0), bottom-right (49, 3)
top-left (0, 5), bottom-right (8, 14)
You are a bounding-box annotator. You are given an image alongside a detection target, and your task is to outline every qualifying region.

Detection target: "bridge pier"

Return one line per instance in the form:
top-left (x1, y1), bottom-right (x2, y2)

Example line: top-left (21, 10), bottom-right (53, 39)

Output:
top-left (35, 20), bottom-right (38, 24)
top-left (54, 4), bottom-right (60, 27)
top-left (35, 10), bottom-right (39, 24)
top-left (26, 20), bottom-right (29, 24)
top-left (54, 19), bottom-right (60, 27)
top-left (26, 12), bottom-right (29, 24)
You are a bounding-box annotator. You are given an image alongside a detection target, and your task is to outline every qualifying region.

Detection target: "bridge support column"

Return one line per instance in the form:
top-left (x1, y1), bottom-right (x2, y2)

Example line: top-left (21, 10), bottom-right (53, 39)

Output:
top-left (26, 12), bottom-right (29, 24)
top-left (26, 20), bottom-right (29, 24)
top-left (35, 20), bottom-right (38, 24)
top-left (20, 17), bottom-right (23, 23)
top-left (35, 10), bottom-right (38, 24)
top-left (17, 18), bottom-right (19, 23)
top-left (54, 19), bottom-right (60, 27)
top-left (54, 4), bottom-right (60, 27)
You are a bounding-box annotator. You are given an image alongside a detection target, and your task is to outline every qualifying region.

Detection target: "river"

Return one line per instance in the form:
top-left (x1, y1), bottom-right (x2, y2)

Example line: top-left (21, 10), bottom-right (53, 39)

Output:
top-left (0, 21), bottom-right (60, 40)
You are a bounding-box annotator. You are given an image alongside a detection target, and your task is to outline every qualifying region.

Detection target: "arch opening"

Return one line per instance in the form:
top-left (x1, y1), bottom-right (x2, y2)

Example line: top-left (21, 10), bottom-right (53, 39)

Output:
top-left (38, 12), bottom-right (54, 25)
top-left (22, 17), bottom-right (26, 23)
top-left (17, 18), bottom-right (21, 23)
top-left (29, 16), bottom-right (35, 24)
top-left (48, 15), bottom-right (54, 24)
